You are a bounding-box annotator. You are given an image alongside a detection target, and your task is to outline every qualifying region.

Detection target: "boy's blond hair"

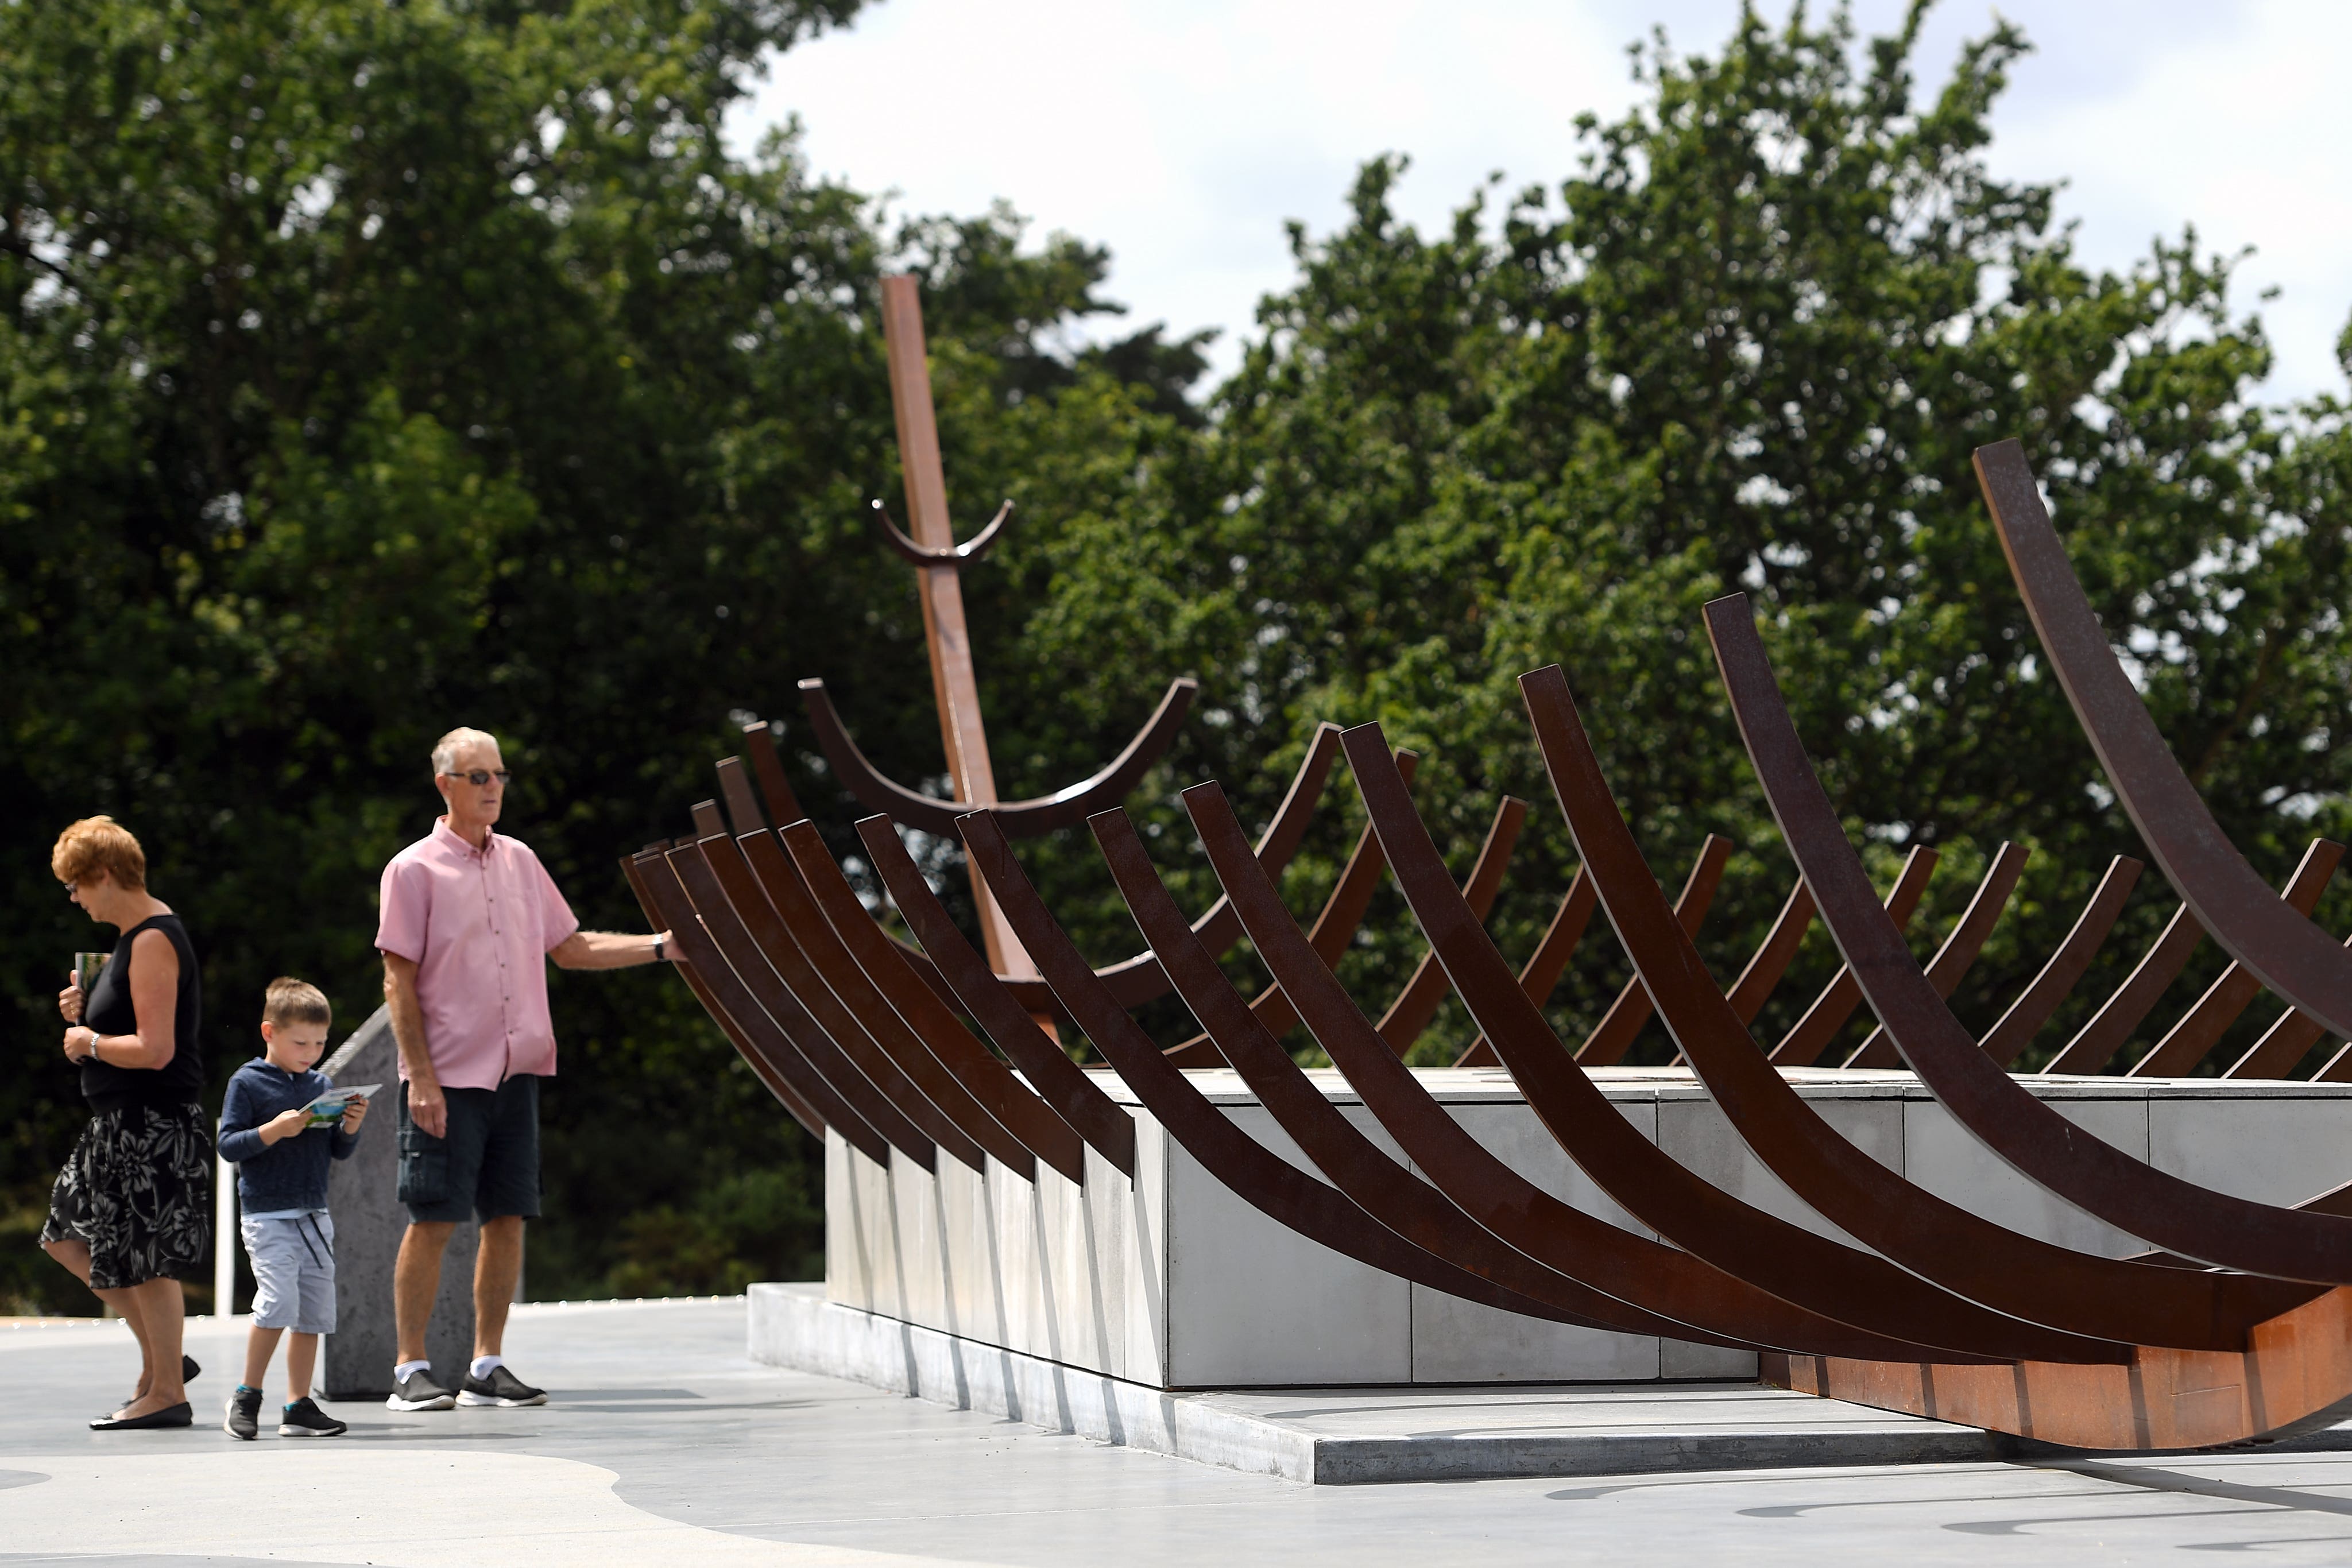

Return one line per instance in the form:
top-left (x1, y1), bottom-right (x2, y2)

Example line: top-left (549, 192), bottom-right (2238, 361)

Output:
top-left (262, 977), bottom-right (332, 1029)
top-left (52, 815), bottom-right (146, 891)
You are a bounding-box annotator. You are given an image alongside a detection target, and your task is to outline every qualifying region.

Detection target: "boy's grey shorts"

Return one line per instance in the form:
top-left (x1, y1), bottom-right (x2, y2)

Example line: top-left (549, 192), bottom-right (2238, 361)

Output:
top-left (241, 1212), bottom-right (336, 1334)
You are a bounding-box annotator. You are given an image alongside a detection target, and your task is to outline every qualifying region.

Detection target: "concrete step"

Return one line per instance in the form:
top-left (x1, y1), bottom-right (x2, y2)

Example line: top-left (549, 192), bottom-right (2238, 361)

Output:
top-left (750, 1283), bottom-right (2063, 1484)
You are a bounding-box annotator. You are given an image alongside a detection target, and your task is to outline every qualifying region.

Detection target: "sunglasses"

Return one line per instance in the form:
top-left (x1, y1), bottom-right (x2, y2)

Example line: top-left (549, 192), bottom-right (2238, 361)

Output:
top-left (442, 769), bottom-right (512, 787)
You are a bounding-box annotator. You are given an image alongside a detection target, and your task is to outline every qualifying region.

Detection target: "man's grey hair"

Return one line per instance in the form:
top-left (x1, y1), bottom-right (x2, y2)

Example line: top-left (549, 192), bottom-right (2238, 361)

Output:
top-left (432, 726), bottom-right (501, 777)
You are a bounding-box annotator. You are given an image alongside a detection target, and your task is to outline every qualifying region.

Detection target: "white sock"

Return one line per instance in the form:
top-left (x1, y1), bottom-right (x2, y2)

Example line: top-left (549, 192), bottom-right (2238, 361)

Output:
top-left (393, 1358), bottom-right (431, 1381)
top-left (470, 1354), bottom-right (504, 1379)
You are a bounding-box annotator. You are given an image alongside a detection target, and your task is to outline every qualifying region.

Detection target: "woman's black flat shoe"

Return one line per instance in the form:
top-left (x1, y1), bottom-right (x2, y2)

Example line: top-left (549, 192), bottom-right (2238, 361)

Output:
top-left (90, 1401), bottom-right (192, 1431)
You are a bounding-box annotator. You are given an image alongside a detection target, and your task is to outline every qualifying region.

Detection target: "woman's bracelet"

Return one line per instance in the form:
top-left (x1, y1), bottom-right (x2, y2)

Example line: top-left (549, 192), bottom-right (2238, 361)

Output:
top-left (652, 936), bottom-right (666, 963)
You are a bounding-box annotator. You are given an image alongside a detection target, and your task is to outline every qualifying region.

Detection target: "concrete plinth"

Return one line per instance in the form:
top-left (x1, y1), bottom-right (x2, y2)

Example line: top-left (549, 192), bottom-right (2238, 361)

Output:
top-left (749, 1281), bottom-right (2022, 1482)
top-left (317, 1006), bottom-right (479, 1399)
top-left (802, 1066), bottom-right (2352, 1392)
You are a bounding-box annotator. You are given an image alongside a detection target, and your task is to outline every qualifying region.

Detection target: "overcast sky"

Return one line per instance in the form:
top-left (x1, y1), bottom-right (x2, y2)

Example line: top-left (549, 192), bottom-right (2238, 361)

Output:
top-left (726, 0), bottom-right (2352, 405)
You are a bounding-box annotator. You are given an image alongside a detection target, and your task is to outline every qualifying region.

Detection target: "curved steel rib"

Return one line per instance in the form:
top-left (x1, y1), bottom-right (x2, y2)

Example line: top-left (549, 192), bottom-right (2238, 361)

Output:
top-left (1576, 836), bottom-right (1733, 1067)
top-left (1979, 855), bottom-right (2143, 1068)
top-left (1087, 723), bottom-right (1343, 1008)
top-left (1456, 868), bottom-right (1600, 1068)
top-left (2041, 842), bottom-right (2338, 1075)
top-left (1180, 782), bottom-right (1974, 1363)
top-left (2227, 920), bottom-right (2352, 1079)
top-left (1092, 807), bottom-right (1717, 1340)
top-left (1770, 1277), bottom-right (2352, 1450)
top-left (857, 816), bottom-right (1139, 1176)
top-left (1843, 845), bottom-right (2029, 1069)
top-left (730, 828), bottom-right (1030, 1176)
top-left (629, 846), bottom-right (907, 1168)
top-left (1523, 663), bottom-right (2305, 1351)
top-left (683, 832), bottom-right (967, 1171)
top-left (1705, 591), bottom-right (2352, 1284)
top-left (2133, 842), bottom-right (2344, 1077)
top-left (1374, 797), bottom-right (1528, 1053)
top-left (1336, 723), bottom-right (2117, 1363)
top-left (1768, 848), bottom-right (1937, 1066)
top-left (621, 850), bottom-right (833, 1148)
top-left (781, 819), bottom-right (1086, 1183)
top-left (1163, 749), bottom-right (1416, 1067)
top-left (810, 714), bottom-right (1336, 1018)
top-left (798, 675), bottom-right (1198, 841)
top-left (956, 810), bottom-right (1597, 1325)
top-left (868, 497), bottom-right (1012, 567)
top-left (1664, 878), bottom-right (1818, 1070)
top-left (1977, 439), bottom-right (2352, 1039)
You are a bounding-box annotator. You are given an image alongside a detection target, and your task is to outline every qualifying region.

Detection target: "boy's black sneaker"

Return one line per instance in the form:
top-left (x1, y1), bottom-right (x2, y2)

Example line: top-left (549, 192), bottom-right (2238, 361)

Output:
top-left (385, 1368), bottom-right (456, 1411)
top-left (224, 1387), bottom-right (262, 1441)
top-left (457, 1365), bottom-right (547, 1407)
top-left (278, 1397), bottom-right (346, 1438)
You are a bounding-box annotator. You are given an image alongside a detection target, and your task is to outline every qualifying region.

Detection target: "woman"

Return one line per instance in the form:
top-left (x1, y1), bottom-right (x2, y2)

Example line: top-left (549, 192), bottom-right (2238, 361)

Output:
top-left (41, 815), bottom-right (208, 1430)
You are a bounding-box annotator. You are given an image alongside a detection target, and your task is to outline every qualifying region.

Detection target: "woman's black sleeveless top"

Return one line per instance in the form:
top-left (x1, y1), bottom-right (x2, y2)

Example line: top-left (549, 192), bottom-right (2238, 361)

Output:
top-left (80, 912), bottom-right (204, 1112)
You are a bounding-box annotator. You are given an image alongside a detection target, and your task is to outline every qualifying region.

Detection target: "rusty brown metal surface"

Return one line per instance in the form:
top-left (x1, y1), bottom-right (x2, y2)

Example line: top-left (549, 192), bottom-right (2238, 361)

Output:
top-left (619, 849), bottom-right (831, 1145)
top-left (1092, 804), bottom-right (1720, 1339)
top-left (822, 713), bottom-right (1340, 1021)
top-left (1374, 797), bottom-right (1528, 1054)
top-left (683, 831), bottom-right (968, 1169)
top-left (1706, 592), bottom-right (2352, 1284)
top-left (1525, 660), bottom-right (2314, 1349)
top-left (632, 421), bottom-right (2352, 1453)
top-left (1576, 836), bottom-right (1733, 1067)
top-left (1664, 876), bottom-right (1817, 1070)
top-left (1085, 721), bottom-right (1343, 1009)
top-left (957, 808), bottom-right (1606, 1324)
top-left (741, 721), bottom-right (808, 826)
top-left (1766, 847), bottom-right (1938, 1067)
top-left (1978, 438), bottom-right (2352, 1041)
top-left (1973, 855), bottom-right (2143, 1070)
top-left (729, 828), bottom-right (1024, 1175)
top-left (2041, 901), bottom-right (2206, 1075)
top-left (1765, 1284), bottom-right (2352, 1451)
top-left (869, 496), bottom-right (1012, 567)
top-left (1725, 881), bottom-right (1816, 1027)
top-left (1162, 750), bottom-right (1418, 1067)
top-left (629, 846), bottom-right (904, 1167)
top-left (2040, 841), bottom-right (2338, 1076)
top-left (1455, 866), bottom-right (1599, 1069)
top-left (2132, 841), bottom-right (2345, 1077)
top-left (780, 819), bottom-right (1086, 1182)
top-left (1337, 722), bottom-right (2123, 1362)
top-left (856, 815), bottom-right (1139, 1175)
top-left (1178, 780), bottom-right (1981, 1363)
top-left (798, 672), bottom-right (1198, 843)
top-left (1843, 844), bottom-right (2029, 1069)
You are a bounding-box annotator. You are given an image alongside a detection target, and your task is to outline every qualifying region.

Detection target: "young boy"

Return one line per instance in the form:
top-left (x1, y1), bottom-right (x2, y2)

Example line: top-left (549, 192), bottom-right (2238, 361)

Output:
top-left (215, 977), bottom-right (370, 1439)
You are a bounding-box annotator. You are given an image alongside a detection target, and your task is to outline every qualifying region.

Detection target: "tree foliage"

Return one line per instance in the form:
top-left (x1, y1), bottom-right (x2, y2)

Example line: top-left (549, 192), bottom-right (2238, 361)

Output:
top-left (7, 1), bottom-right (2350, 1309)
top-left (0, 0), bottom-right (1186, 1308)
top-left (1011, 3), bottom-right (2352, 1072)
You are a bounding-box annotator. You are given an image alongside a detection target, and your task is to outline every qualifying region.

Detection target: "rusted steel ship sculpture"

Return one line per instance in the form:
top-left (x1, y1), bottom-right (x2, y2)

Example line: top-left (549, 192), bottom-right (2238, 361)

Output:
top-left (635, 429), bottom-right (2352, 1453)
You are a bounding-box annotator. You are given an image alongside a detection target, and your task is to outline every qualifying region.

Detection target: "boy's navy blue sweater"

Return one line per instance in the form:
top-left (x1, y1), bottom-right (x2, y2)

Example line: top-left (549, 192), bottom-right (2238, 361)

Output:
top-left (216, 1058), bottom-right (362, 1213)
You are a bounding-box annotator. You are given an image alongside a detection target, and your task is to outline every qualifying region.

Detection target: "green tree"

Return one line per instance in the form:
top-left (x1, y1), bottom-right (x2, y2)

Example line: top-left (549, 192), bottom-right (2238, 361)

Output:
top-left (0, 0), bottom-right (1189, 1310)
top-left (1016, 2), bottom-right (2352, 1073)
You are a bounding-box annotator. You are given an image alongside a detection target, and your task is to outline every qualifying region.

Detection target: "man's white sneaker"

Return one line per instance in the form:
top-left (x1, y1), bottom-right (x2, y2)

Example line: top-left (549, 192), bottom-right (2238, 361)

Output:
top-left (385, 1368), bottom-right (457, 1411)
top-left (457, 1365), bottom-right (547, 1407)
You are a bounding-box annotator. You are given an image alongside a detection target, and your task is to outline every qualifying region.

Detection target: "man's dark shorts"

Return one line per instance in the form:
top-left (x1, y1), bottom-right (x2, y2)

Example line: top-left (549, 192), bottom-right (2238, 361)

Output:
top-left (397, 1075), bottom-right (541, 1225)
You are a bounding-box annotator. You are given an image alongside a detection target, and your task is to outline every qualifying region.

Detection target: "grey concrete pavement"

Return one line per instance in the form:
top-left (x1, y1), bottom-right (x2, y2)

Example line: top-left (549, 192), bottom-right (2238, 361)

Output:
top-left (10, 1298), bottom-right (2352, 1564)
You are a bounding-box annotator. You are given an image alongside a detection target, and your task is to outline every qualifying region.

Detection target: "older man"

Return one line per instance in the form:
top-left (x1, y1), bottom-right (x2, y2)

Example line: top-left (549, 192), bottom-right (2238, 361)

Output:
top-left (376, 726), bottom-right (674, 1411)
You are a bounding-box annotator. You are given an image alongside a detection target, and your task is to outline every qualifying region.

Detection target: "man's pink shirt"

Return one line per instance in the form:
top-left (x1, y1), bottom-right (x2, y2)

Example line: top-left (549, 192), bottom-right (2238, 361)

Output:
top-left (375, 819), bottom-right (581, 1089)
